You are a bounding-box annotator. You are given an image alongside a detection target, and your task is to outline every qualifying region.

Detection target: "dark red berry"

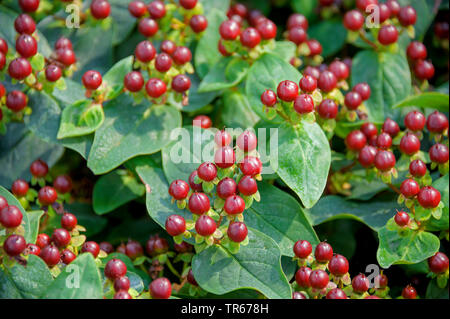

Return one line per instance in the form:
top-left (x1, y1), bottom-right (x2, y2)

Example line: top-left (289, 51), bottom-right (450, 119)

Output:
top-left (90, 0), bottom-right (111, 19)
top-left (61, 213), bottom-right (77, 231)
top-left (287, 13), bottom-right (308, 30)
top-left (240, 27), bottom-right (261, 48)
top-left (328, 254), bottom-right (349, 276)
top-left (428, 252), bottom-right (449, 274)
top-left (326, 288), bottom-right (347, 299)
top-left (409, 159), bottom-right (427, 177)
top-left (146, 78), bottom-right (167, 98)
top-left (399, 133), bottom-right (421, 156)
top-left (19, 0), bottom-right (40, 12)
top-left (38, 186), bottom-right (57, 206)
top-left (56, 48), bottom-right (76, 66)
top-left (346, 130), bottom-right (367, 151)
top-left (217, 178), bottom-right (237, 199)
top-left (260, 89), bottom-right (277, 107)
top-left (4, 235), bottom-right (27, 257)
top-left (193, 115), bottom-right (212, 128)
top-left (190, 15), bottom-right (208, 33)
top-left (150, 277), bottom-right (171, 299)
top-left (114, 276), bottom-right (131, 291)
top-left (293, 240), bottom-right (312, 259)
top-left (214, 146), bottom-right (235, 169)
top-left (317, 99), bottom-right (338, 119)
top-left (374, 150), bottom-right (396, 171)
top-left (238, 176), bottom-right (258, 196)
top-left (352, 274), bottom-right (370, 293)
top-left (344, 91), bottom-right (362, 110)
top-left (227, 222), bottom-right (248, 243)
top-left (0, 52), bottom-right (5, 70)
top-left (8, 58), bottom-right (32, 80)
top-left (353, 82), bottom-right (371, 101)
top-left (358, 145), bottom-right (377, 168)
top-left (36, 233), bottom-right (50, 249)
top-left (195, 215), bottom-right (217, 236)
top-left (6, 91), bottom-right (27, 112)
top-left (173, 46), bottom-right (192, 65)
top-left (277, 80), bottom-right (298, 102)
top-left (237, 130), bottom-right (257, 152)
top-left (128, 1), bottom-right (147, 18)
top-left (189, 170), bottom-right (203, 192)
top-left (427, 111), bottom-right (448, 133)
top-left (309, 269), bottom-right (329, 289)
top-left (404, 111), bottom-right (426, 131)
top-left (189, 193), bottom-right (210, 215)
top-left (400, 179), bottom-right (420, 198)
top-left (81, 241), bottom-right (100, 258)
top-left (299, 75), bottom-right (317, 93)
top-left (378, 25), bottom-right (398, 45)
top-left (398, 6), bottom-right (416, 26)
top-left (26, 243), bottom-right (41, 256)
top-left (0, 205), bottom-right (23, 228)
top-left (386, 0), bottom-right (400, 16)
top-left (165, 215), bottom-right (186, 236)
top-left (224, 195), bottom-right (245, 215)
top-left (172, 74), bottom-right (191, 92)
top-left (138, 18), bottom-right (159, 37)
top-left (30, 159), bottom-right (48, 177)
top-left (215, 130), bottom-right (232, 147)
top-left (51, 228), bottom-right (71, 248)
top-left (378, 3), bottom-right (391, 22)
top-left (168, 180), bottom-right (189, 200)
top-left (135, 41), bottom-right (156, 63)
top-left (256, 19), bottom-right (277, 40)
top-left (361, 122), bottom-right (378, 139)
top-left (39, 245), bottom-right (60, 266)
top-left (319, 0), bottom-right (335, 6)
top-left (288, 27), bottom-right (307, 45)
top-left (15, 14), bottom-right (36, 34)
top-left (174, 241), bottom-right (193, 253)
top-left (434, 21), bottom-right (449, 39)
top-left (186, 268), bottom-right (198, 286)
top-left (198, 162), bottom-right (217, 182)
top-left (16, 34), bottom-right (37, 58)
top-left (239, 156), bottom-right (262, 176)
top-left (429, 144), bottom-right (449, 164)
top-left (376, 132), bottom-right (392, 150)
top-left (160, 40), bottom-right (176, 55)
top-left (394, 210), bottom-right (410, 227)
top-left (303, 66), bottom-right (320, 79)
top-left (407, 41), bottom-right (427, 61)
top-left (329, 60), bottom-right (349, 81)
top-left (307, 40), bottom-right (322, 56)
top-left (82, 70), bottom-right (102, 90)
top-left (45, 65), bottom-right (62, 82)
top-left (402, 285), bottom-right (417, 299)
top-left (155, 53), bottom-right (173, 72)
top-left (295, 266), bottom-right (312, 288)
top-left (318, 71), bottom-right (337, 92)
top-left (105, 258), bottom-right (127, 280)
top-left (0, 196), bottom-right (7, 211)
top-left (219, 20), bottom-right (240, 40)
top-left (146, 235), bottom-right (168, 256)
top-left (99, 242), bottom-right (114, 254)
top-left (417, 186), bottom-right (441, 209)
top-left (414, 60), bottom-right (435, 80)
top-left (55, 37), bottom-right (72, 50)
top-left (315, 242), bottom-right (333, 263)
top-left (294, 94), bottom-right (314, 114)
top-left (0, 38), bottom-right (7, 54)
top-left (382, 118), bottom-right (400, 137)
top-left (180, 0), bottom-right (197, 10)
top-left (114, 291), bottom-right (132, 299)
top-left (376, 274), bottom-right (388, 288)
top-left (11, 179), bottom-right (29, 197)
top-left (148, 1), bottom-right (166, 19)
top-left (125, 240), bottom-right (143, 259)
top-left (356, 0), bottom-right (378, 11)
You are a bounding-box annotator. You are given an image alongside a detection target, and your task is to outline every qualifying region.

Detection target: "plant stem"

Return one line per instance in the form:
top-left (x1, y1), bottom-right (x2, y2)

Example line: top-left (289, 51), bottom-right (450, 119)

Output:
top-left (387, 183), bottom-right (401, 195)
top-left (358, 30), bottom-right (378, 50)
top-left (165, 258), bottom-right (181, 279)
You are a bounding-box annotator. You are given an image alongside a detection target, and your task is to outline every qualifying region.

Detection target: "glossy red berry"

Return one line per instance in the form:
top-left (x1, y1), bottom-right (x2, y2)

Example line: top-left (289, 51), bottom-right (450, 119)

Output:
top-left (326, 288), bottom-right (347, 299)
top-left (294, 94), bottom-right (314, 114)
top-left (309, 269), bottom-right (329, 289)
top-left (190, 15), bottom-right (208, 33)
top-left (400, 179), bottom-right (420, 198)
top-left (0, 196), bottom-right (7, 211)
top-left (360, 122), bottom-right (378, 139)
top-left (138, 18), bottom-right (159, 37)
top-left (399, 133), bottom-right (421, 156)
top-left (407, 42), bottom-right (427, 61)
top-left (352, 274), bottom-right (370, 293)
top-left (172, 74), bottom-right (191, 92)
top-left (237, 130), bottom-right (257, 152)
top-left (214, 130), bottom-right (232, 147)
top-left (346, 130), bottom-right (367, 151)
top-left (239, 156), bottom-right (262, 176)
top-left (82, 70), bottom-right (102, 90)
top-left (277, 80), bottom-right (298, 102)
top-left (299, 75), bottom-right (317, 93)
top-left (45, 65), bottom-right (62, 82)
top-left (307, 40), bottom-right (322, 56)
top-left (378, 3), bottom-right (391, 22)
top-left (0, 205), bottom-right (23, 228)
top-left (256, 19), bottom-right (277, 40)
top-left (172, 46), bottom-right (192, 65)
top-left (417, 186), bottom-right (441, 209)
top-left (160, 40), bottom-right (176, 55)
top-left (150, 277), bottom-right (171, 299)
top-left (318, 71), bottom-right (337, 93)
top-left (293, 240), bottom-right (312, 259)
top-left (146, 78), bottom-right (167, 98)
top-left (36, 233), bottom-right (50, 249)
top-left (26, 243), bottom-right (41, 256)
top-left (61, 213), bottom-right (77, 231)
top-left (314, 242), bottom-right (333, 263)
top-left (317, 99), bottom-right (338, 119)
top-left (343, 10), bottom-right (364, 31)
top-left (173, 241), bottom-right (193, 253)
top-left (0, 52), bottom-right (5, 70)
top-left (114, 291), bottom-right (132, 299)
top-left (414, 60), bottom-right (435, 80)
top-left (123, 71), bottom-right (144, 93)
top-left (165, 215), bottom-right (186, 236)
top-left (238, 176), bottom-right (258, 196)
top-left (295, 267), bottom-right (312, 288)
top-left (261, 90), bottom-right (277, 107)
top-left (54, 37), bottom-right (72, 50)
top-left (81, 241), bottom-right (100, 258)
top-left (193, 115), bottom-right (212, 128)
top-left (376, 274), bottom-right (388, 288)
top-left (15, 14), bottom-right (36, 34)
top-left (135, 41), bottom-right (156, 63)
top-left (227, 222), bottom-right (248, 243)
top-left (16, 34), bottom-right (37, 58)
top-left (19, 0), bottom-right (40, 12)
top-left (195, 215), bottom-right (217, 236)
top-left (398, 6), bottom-right (417, 26)
top-left (38, 186), bottom-right (57, 206)
top-left (90, 0), bottom-right (111, 19)
top-left (374, 150), bottom-right (396, 171)
top-left (214, 146), bottom-right (235, 169)
top-left (30, 159), bottom-right (48, 178)
top-left (378, 25), bottom-right (398, 45)
top-left (8, 57), bottom-right (32, 80)
top-left (404, 111), bottom-right (426, 132)
top-left (126, 240), bottom-right (143, 259)
top-left (288, 27), bottom-right (307, 45)
top-left (224, 195), bottom-right (245, 215)
top-left (353, 83), bottom-right (371, 101)
top-left (0, 38), bottom-right (7, 54)
top-left (189, 193), bottom-right (210, 215)
top-left (148, 1), bottom-right (166, 19)
top-left (376, 132), bottom-right (392, 150)
top-left (39, 245), bottom-right (60, 266)
top-left (382, 118), bottom-right (400, 137)
top-left (329, 60), bottom-right (349, 81)
top-left (386, 0), bottom-right (400, 16)
top-left (197, 162), bottom-right (217, 182)
top-left (428, 252), bottom-right (449, 274)
top-left (303, 66), bottom-right (320, 80)
top-left (434, 21), bottom-right (449, 39)
top-left (344, 91), bottom-right (362, 110)
top-left (56, 48), bottom-right (76, 66)
top-left (128, 1), bottom-right (147, 18)
top-left (146, 235), bottom-right (168, 256)
top-left (11, 179), bottom-right (29, 197)
top-left (105, 259), bottom-right (127, 280)
top-left (358, 146), bottom-right (377, 168)
top-left (4, 235), bottom-right (27, 257)
top-left (287, 13), bottom-right (308, 30)
top-left (51, 228), bottom-right (71, 248)
top-left (168, 180), bottom-right (189, 200)
top-left (219, 20), bottom-right (240, 40)
top-left (180, 0), bottom-right (197, 10)
top-left (426, 111), bottom-right (448, 133)
top-left (394, 210), bottom-right (410, 227)
top-left (409, 159), bottom-right (427, 177)
top-left (99, 242), bottom-right (114, 254)
top-left (240, 27), bottom-right (261, 48)
top-left (188, 170), bottom-right (203, 192)
top-left (114, 276), bottom-right (131, 292)
top-left (216, 178), bottom-right (237, 199)
top-left (402, 285), bottom-right (417, 299)
top-left (6, 91), bottom-right (27, 112)
top-left (429, 144), bottom-right (449, 164)
top-left (356, 0), bottom-right (378, 11)
top-left (185, 269), bottom-right (198, 286)
top-left (328, 254), bottom-right (349, 276)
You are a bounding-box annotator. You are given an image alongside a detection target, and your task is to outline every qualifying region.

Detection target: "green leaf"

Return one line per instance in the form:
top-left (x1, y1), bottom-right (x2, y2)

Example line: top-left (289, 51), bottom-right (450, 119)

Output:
top-left (109, 0), bottom-right (138, 46)
top-left (351, 50), bottom-right (411, 122)
top-left (93, 169), bottom-right (145, 215)
top-left (426, 174), bottom-right (449, 232)
top-left (221, 90), bottom-right (260, 129)
top-left (87, 95), bottom-right (181, 175)
top-left (291, 0), bottom-right (318, 20)
top-left (271, 122), bottom-right (331, 208)
top-left (393, 92), bottom-right (449, 112)
top-left (269, 41), bottom-right (297, 63)
top-left (42, 253), bottom-right (103, 299)
top-left (0, 255), bottom-right (53, 299)
top-left (200, 0), bottom-right (231, 13)
top-left (377, 225), bottom-right (440, 269)
top-left (307, 195), bottom-right (400, 231)
top-left (426, 278), bottom-right (449, 299)
top-left (246, 183), bottom-right (318, 257)
top-left (308, 19), bottom-right (347, 58)
top-left (0, 186), bottom-right (32, 243)
top-left (27, 210), bottom-right (45, 244)
top-left (57, 100), bottom-right (105, 139)
top-left (246, 53), bottom-right (301, 122)
top-left (30, 53), bottom-right (45, 71)
top-left (103, 56), bottom-right (133, 99)
top-left (198, 57), bottom-right (250, 93)
top-left (191, 228), bottom-right (292, 299)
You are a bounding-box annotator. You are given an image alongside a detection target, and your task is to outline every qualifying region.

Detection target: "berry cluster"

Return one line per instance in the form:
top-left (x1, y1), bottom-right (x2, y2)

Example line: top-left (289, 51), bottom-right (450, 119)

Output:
top-left (406, 41), bottom-right (435, 83)
top-left (165, 129), bottom-right (262, 253)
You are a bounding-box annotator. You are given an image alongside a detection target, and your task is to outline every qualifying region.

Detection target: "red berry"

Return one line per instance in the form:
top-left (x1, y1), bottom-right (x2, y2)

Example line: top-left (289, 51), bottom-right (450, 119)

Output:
top-left (146, 235), bottom-right (168, 256)
top-left (126, 240), bottom-right (143, 259)
top-left (82, 70), bottom-right (102, 90)
top-left (344, 91), bottom-right (362, 110)
top-left (346, 130), bottom-right (367, 151)
top-left (328, 254), bottom-right (349, 276)
top-left (8, 57), bottom-right (32, 80)
top-left (220, 20), bottom-right (240, 40)
top-left (326, 288), bottom-right (347, 299)
top-left (239, 156), bottom-right (262, 176)
top-left (195, 215), bottom-right (217, 236)
top-left (309, 269), bottom-right (329, 289)
top-left (414, 60), bottom-right (435, 80)
top-left (386, 0), bottom-right (400, 16)
top-left (358, 145), bottom-right (377, 168)
top-left (123, 71), bottom-right (144, 92)
top-left (0, 196), bottom-right (7, 211)
top-left (138, 18), bottom-right (159, 37)
top-left (135, 41), bottom-right (156, 63)
top-left (190, 15), bottom-right (208, 33)
top-left (293, 240), bottom-right (312, 259)
top-left (329, 60), bottom-right (349, 81)
top-left (382, 118), bottom-right (400, 137)
top-left (217, 178), bottom-right (237, 199)
top-left (55, 37), bottom-right (72, 50)
top-left (277, 80), bottom-right (298, 102)
top-left (114, 276), bottom-right (131, 291)
top-left (51, 228), bottom-right (71, 248)
top-left (61, 213), bottom-right (77, 231)
top-left (168, 180), bottom-right (189, 200)
top-left (215, 130), bottom-right (232, 147)
top-left (114, 291), bottom-right (132, 299)
top-left (30, 159), bottom-right (48, 177)
top-left (26, 243), bottom-right (41, 256)
top-left (15, 14), bottom-right (36, 34)
top-left (0, 38), bottom-right (7, 54)
top-left (198, 162), bottom-right (217, 182)
top-left (45, 65), bottom-right (62, 82)
top-left (229, 3), bottom-right (248, 18)
top-left (374, 150), bottom-right (396, 171)
top-left (150, 277), bottom-right (171, 299)
top-left (428, 252), bottom-right (449, 274)
top-left (6, 91), bottom-right (28, 112)
top-left (214, 146), bottom-right (235, 169)
top-left (238, 176), bottom-right (258, 196)
top-left (224, 195), bottom-right (245, 215)
top-left (394, 210), bottom-right (410, 227)
top-left (15, 34), bottom-right (37, 58)
top-left (429, 144), bottom-right (449, 164)
top-left (404, 111), bottom-right (425, 131)
top-left (237, 130), bottom-right (257, 152)
top-left (56, 48), bottom-right (76, 66)
top-left (426, 111), bottom-right (448, 133)
top-left (257, 19), bottom-right (277, 40)
top-left (361, 122), bottom-right (378, 139)
top-left (36, 233), bottom-right (50, 249)
top-left (39, 245), bottom-right (60, 266)
top-left (81, 241), bottom-right (100, 258)
top-left (376, 274), bottom-right (388, 288)
top-left (155, 53), bottom-right (172, 72)
top-left (240, 27), bottom-right (261, 48)
top-left (189, 170), bottom-right (203, 192)
top-left (148, 1), bottom-right (166, 19)
top-left (378, 25), bottom-right (398, 45)
top-left (353, 82), bottom-right (371, 101)
top-left (165, 215), bottom-right (186, 237)
top-left (417, 186), bottom-right (441, 209)
top-left (319, 0), bottom-right (334, 6)
top-left (193, 115), bottom-right (212, 128)
top-left (0, 52), bottom-right (5, 70)
top-left (187, 268), bottom-right (198, 286)
top-left (90, 0), bottom-right (111, 19)
top-left (146, 78), bottom-right (167, 98)
top-left (19, 0), bottom-right (40, 12)
top-left (218, 39), bottom-right (231, 56)
top-left (402, 285), bottom-right (417, 299)
top-left (128, 1), bottom-right (147, 18)
top-left (352, 274), bottom-right (370, 293)
top-left (227, 222), bottom-right (248, 243)
top-left (295, 266), bottom-right (312, 288)
top-left (307, 39), bottom-right (322, 56)
top-left (11, 179), bottom-right (29, 197)
top-left (378, 3), bottom-right (391, 22)
top-left (315, 242), bottom-right (333, 263)
top-left (356, 0), bottom-right (378, 11)
top-left (434, 21), bottom-right (449, 39)
top-left (398, 6), bottom-right (416, 26)
top-left (407, 41), bottom-right (427, 60)
top-left (173, 46), bottom-right (192, 65)
top-left (399, 133), bottom-right (421, 156)
top-left (172, 74), bottom-right (191, 92)
top-left (260, 89), bottom-right (277, 108)
top-left (38, 186), bottom-right (57, 206)
top-left (160, 40), bottom-right (176, 55)
top-left (409, 159), bottom-right (427, 177)
top-left (376, 132), bottom-right (392, 150)
top-left (105, 258), bottom-right (127, 280)
top-left (400, 179), bottom-right (420, 198)
top-left (99, 242), bottom-right (114, 254)
top-left (299, 75), bottom-right (317, 93)
top-left (0, 205), bottom-right (23, 228)
top-left (288, 27), bottom-right (307, 45)
top-left (303, 66), bottom-right (320, 79)
top-left (188, 193), bottom-right (210, 215)
top-left (318, 71), bottom-right (337, 92)
top-left (173, 241), bottom-right (193, 253)
top-left (4, 235), bottom-right (27, 257)
top-left (180, 0), bottom-right (197, 10)
top-left (317, 99), bottom-right (338, 119)
top-left (294, 94), bottom-right (314, 114)
top-left (287, 13), bottom-right (308, 30)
